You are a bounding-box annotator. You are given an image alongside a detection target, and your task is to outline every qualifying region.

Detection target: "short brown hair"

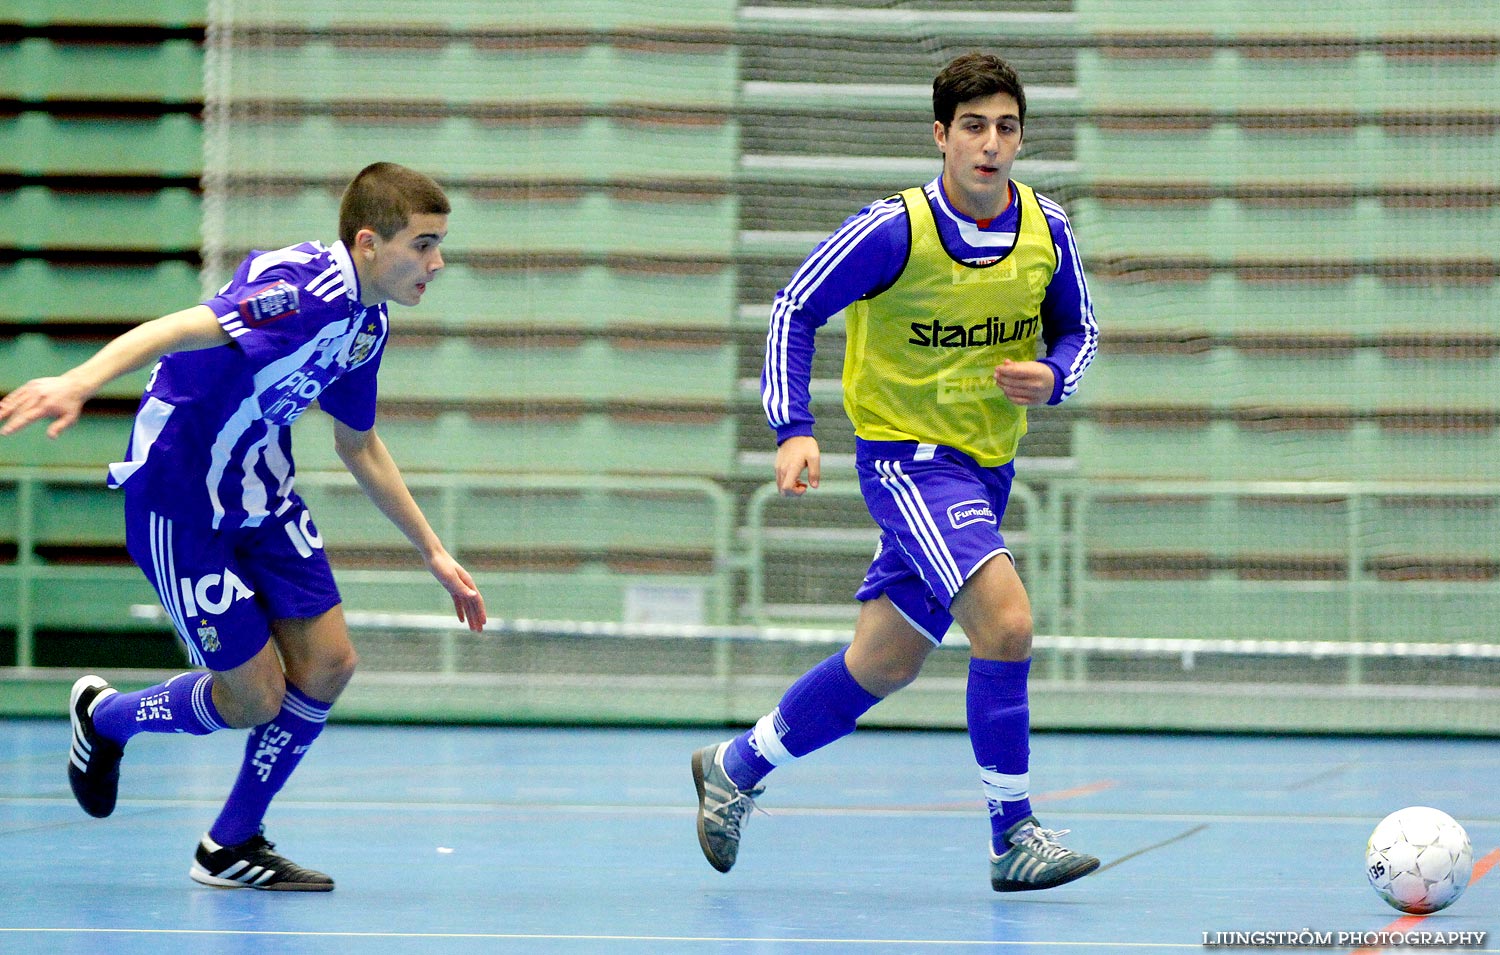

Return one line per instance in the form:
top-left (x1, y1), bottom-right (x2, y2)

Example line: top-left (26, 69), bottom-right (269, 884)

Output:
top-left (932, 53), bottom-right (1026, 130)
top-left (338, 162), bottom-right (451, 248)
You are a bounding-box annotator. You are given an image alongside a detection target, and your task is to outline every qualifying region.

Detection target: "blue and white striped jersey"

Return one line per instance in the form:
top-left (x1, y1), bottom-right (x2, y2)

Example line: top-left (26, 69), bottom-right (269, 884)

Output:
top-left (107, 239), bottom-right (389, 530)
top-left (762, 176), bottom-right (1099, 445)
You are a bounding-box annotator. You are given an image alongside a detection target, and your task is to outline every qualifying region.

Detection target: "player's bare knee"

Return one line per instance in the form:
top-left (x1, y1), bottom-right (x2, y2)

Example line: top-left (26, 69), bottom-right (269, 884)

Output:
top-left (218, 679), bottom-right (285, 728)
top-left (324, 644), bottom-right (359, 692)
top-left (876, 653), bottom-right (925, 690)
top-left (291, 644), bottom-right (357, 701)
top-left (849, 644), bottom-right (928, 696)
top-left (968, 610), bottom-right (1032, 661)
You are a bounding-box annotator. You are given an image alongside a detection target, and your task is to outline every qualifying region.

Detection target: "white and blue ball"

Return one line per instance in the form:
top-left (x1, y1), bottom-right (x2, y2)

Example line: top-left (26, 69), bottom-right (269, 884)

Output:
top-left (1366, 806), bottom-right (1472, 914)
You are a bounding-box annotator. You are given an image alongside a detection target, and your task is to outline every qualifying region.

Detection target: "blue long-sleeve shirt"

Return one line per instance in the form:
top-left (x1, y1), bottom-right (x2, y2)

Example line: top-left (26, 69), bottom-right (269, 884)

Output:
top-left (762, 176), bottom-right (1098, 445)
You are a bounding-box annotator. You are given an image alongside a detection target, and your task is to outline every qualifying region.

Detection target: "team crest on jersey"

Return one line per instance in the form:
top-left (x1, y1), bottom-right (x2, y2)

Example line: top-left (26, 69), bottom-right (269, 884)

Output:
top-left (346, 319), bottom-right (380, 367)
top-left (237, 281), bottom-right (301, 327)
top-left (195, 620), bottom-right (221, 653)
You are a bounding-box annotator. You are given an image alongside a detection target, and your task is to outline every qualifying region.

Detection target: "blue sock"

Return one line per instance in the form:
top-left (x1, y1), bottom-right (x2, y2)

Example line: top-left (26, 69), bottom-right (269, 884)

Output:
top-left (91, 672), bottom-right (228, 745)
top-left (208, 682), bottom-right (331, 847)
top-left (722, 648), bottom-right (881, 790)
top-left (967, 657), bottom-right (1033, 852)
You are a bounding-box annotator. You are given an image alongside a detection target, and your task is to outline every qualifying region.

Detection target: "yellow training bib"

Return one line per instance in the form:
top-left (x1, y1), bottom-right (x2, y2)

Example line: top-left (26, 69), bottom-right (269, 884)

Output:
top-left (842, 183), bottom-right (1058, 466)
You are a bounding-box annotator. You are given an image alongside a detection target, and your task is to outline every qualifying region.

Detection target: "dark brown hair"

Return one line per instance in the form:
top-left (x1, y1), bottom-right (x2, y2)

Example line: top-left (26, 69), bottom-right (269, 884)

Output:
top-left (338, 162), bottom-right (451, 248)
top-left (932, 53), bottom-right (1026, 129)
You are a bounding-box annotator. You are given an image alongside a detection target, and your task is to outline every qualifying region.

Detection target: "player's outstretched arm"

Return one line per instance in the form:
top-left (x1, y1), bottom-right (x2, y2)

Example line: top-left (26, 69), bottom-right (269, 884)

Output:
top-left (775, 434), bottom-right (821, 497)
top-left (0, 305), bottom-right (229, 438)
top-left (332, 420), bottom-right (487, 632)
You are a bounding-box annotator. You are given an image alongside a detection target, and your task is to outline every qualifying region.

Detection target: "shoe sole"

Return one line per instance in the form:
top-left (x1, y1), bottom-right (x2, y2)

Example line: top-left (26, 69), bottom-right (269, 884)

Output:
top-left (991, 856), bottom-right (1100, 892)
top-left (189, 863), bottom-right (334, 892)
top-left (68, 675), bottom-right (118, 818)
top-left (691, 746), bottom-right (733, 874)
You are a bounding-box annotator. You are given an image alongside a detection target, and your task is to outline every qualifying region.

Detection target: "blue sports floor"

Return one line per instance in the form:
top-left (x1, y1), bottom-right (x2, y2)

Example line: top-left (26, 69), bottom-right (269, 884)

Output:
top-left (0, 721), bottom-right (1495, 954)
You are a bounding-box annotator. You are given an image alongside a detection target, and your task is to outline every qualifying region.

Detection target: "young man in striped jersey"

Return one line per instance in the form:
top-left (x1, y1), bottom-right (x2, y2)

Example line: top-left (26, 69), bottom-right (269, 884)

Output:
top-left (0, 162), bottom-right (486, 891)
top-left (693, 54), bottom-right (1100, 891)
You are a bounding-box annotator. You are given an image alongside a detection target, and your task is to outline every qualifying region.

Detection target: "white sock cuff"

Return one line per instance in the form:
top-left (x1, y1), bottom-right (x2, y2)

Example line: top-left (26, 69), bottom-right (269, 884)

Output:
top-left (751, 708), bottom-right (796, 766)
top-left (979, 767), bottom-right (1029, 802)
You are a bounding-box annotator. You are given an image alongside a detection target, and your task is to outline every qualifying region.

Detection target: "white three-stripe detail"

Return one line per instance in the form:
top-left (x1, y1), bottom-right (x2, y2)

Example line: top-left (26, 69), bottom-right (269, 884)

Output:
top-left (874, 459), bottom-right (964, 596)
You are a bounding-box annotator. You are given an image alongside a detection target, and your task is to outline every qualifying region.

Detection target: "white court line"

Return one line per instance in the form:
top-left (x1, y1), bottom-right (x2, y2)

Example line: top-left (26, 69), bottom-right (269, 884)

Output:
top-left (4, 794), bottom-right (1489, 826)
top-left (0, 928), bottom-right (1199, 948)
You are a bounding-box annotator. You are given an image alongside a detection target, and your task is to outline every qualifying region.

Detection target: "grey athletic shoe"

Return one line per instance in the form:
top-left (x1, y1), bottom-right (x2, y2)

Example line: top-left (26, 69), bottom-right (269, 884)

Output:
top-left (190, 831), bottom-right (334, 891)
top-left (692, 743), bottom-right (764, 873)
top-left (989, 815), bottom-right (1099, 892)
top-left (68, 675), bottom-right (123, 818)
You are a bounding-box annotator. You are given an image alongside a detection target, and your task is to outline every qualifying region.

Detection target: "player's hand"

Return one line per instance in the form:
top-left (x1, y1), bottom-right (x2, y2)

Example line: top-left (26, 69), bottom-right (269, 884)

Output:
top-left (0, 375), bottom-right (90, 438)
top-left (775, 435), bottom-right (820, 497)
top-left (993, 359), bottom-right (1055, 406)
top-left (427, 550), bottom-right (487, 632)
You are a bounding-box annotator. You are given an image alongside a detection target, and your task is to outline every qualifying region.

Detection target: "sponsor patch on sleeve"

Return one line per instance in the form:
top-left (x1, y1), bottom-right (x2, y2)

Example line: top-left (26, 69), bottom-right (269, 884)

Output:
top-left (237, 281), bottom-right (301, 326)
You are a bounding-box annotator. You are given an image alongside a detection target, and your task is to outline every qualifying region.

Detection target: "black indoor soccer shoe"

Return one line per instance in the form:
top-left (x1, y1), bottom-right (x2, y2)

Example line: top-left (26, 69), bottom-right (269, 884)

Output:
top-left (989, 816), bottom-right (1100, 892)
top-left (67, 675), bottom-right (123, 818)
top-left (190, 831), bottom-right (335, 891)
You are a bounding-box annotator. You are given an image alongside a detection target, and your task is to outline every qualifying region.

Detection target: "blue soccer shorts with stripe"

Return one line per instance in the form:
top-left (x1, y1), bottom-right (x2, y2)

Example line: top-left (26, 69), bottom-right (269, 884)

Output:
top-left (122, 489), bottom-right (342, 672)
top-left (853, 439), bottom-right (1017, 643)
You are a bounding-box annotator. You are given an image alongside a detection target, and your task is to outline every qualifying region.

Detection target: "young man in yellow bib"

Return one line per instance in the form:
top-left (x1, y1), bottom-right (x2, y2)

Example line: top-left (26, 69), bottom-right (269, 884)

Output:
top-left (693, 53), bottom-right (1100, 891)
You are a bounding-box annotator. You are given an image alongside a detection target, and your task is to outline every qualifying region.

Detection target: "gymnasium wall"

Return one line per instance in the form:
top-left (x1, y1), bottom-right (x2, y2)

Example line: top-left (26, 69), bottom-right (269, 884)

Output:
top-left (2, 1), bottom-right (1496, 732)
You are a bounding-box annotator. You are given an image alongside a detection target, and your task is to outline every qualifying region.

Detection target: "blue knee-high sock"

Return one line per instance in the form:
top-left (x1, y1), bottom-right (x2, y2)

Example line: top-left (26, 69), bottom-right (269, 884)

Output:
top-left (967, 657), bottom-right (1033, 851)
top-left (209, 682), bottom-right (331, 847)
top-left (721, 648), bottom-right (881, 790)
top-left (90, 671), bottom-right (229, 745)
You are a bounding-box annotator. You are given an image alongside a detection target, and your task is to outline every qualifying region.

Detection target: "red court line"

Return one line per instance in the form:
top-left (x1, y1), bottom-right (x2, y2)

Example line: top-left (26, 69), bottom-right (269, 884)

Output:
top-left (1349, 845), bottom-right (1500, 955)
top-left (1033, 779), bottom-right (1119, 803)
top-left (900, 778), bottom-right (1118, 812)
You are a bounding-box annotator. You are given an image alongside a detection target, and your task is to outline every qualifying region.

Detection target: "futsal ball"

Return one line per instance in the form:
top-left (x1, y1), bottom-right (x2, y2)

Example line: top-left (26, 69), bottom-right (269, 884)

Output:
top-left (1365, 806), bottom-right (1472, 914)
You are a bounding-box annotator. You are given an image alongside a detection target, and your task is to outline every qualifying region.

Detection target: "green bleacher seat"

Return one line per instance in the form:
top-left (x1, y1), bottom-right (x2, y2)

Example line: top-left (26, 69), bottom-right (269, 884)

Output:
top-left (214, 115), bottom-right (733, 180)
top-left (26, 567), bottom-right (161, 631)
top-left (1077, 123), bottom-right (1498, 189)
top-left (1073, 418), bottom-right (1500, 482)
top-left (401, 262), bottom-right (735, 332)
top-left (376, 335), bottom-right (736, 404)
top-left (1078, 493), bottom-right (1348, 562)
top-left (292, 406), bottom-right (737, 477)
top-left (0, 480), bottom-right (17, 541)
top-left (301, 481), bottom-right (725, 558)
top-left (1086, 274), bottom-right (1500, 338)
top-left (222, 39), bottom-right (734, 109)
top-left (1075, 578), bottom-right (1497, 642)
top-left (0, 186), bottom-right (200, 252)
top-left (0, 37), bottom-right (202, 103)
top-left (0, 113), bottom-right (201, 177)
top-left (6, 0), bottom-right (203, 27)
top-left (0, 334), bottom-right (149, 399)
top-left (336, 567), bottom-right (726, 624)
top-left (0, 416), bottom-right (133, 468)
top-left (26, 483), bottom-right (125, 547)
top-left (1075, 0), bottom-right (1496, 37)
top-left (217, 187), bottom-right (735, 260)
top-left (1078, 48), bottom-right (1499, 114)
top-left (0, 260), bottom-right (202, 324)
top-left (1076, 195), bottom-right (1500, 262)
top-left (1076, 346), bottom-right (1499, 415)
top-left (234, 0), bottom-right (734, 31)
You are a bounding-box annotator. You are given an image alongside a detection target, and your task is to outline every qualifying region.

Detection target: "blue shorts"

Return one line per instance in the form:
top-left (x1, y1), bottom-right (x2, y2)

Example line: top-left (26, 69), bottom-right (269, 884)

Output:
top-left (853, 440), bottom-right (1016, 644)
top-left (123, 490), bottom-right (341, 671)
